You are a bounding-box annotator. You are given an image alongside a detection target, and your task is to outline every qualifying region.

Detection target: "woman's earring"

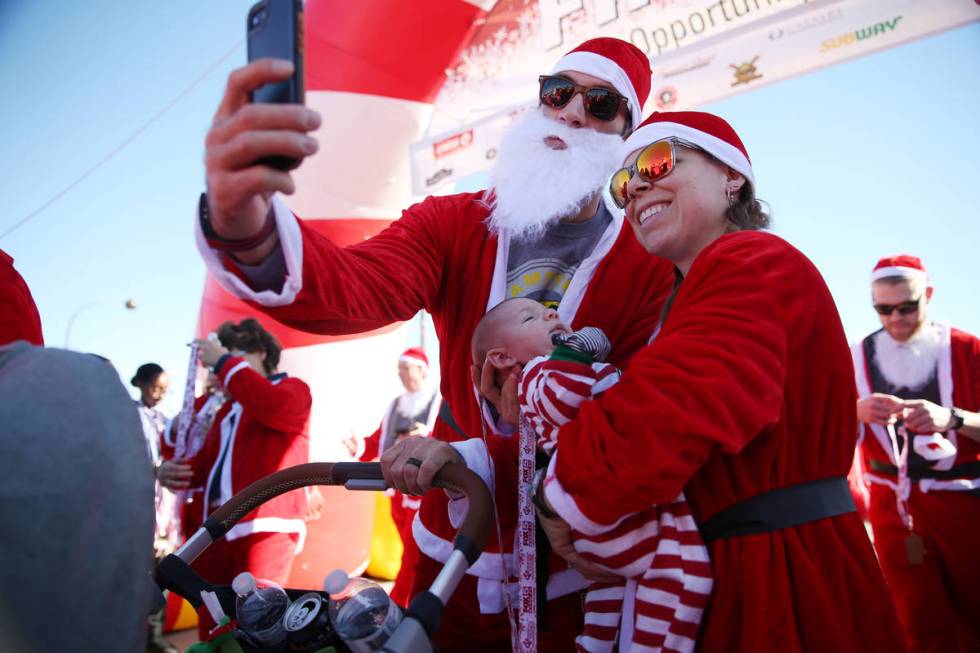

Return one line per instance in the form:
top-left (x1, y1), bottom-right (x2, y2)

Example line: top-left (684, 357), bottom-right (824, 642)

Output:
top-left (726, 186), bottom-right (736, 207)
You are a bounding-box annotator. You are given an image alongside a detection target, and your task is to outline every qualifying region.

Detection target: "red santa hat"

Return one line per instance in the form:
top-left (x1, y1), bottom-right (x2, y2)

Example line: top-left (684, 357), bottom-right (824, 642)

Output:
top-left (622, 110), bottom-right (755, 187)
top-left (548, 37), bottom-right (651, 125)
top-left (399, 347), bottom-right (428, 368)
top-left (871, 254), bottom-right (928, 283)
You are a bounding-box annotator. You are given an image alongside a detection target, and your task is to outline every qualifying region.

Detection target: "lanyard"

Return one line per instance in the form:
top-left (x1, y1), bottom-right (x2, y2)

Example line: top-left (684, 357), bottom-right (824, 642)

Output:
top-left (516, 415), bottom-right (537, 652)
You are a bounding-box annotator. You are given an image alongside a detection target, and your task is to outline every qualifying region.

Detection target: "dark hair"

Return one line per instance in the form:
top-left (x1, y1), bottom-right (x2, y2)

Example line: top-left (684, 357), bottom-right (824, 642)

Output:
top-left (216, 318), bottom-right (281, 375)
top-left (676, 142), bottom-right (769, 232)
top-left (725, 182), bottom-right (770, 232)
top-left (131, 363), bottom-right (164, 388)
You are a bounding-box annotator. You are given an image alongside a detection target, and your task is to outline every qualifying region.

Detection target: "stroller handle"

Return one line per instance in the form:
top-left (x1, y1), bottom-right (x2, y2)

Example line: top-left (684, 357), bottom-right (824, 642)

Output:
top-left (179, 461), bottom-right (492, 567)
top-left (159, 461), bottom-right (494, 652)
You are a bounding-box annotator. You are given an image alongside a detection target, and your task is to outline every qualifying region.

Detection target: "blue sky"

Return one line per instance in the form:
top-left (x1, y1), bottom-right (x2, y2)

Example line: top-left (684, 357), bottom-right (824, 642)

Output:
top-left (1, 2), bottom-right (977, 415)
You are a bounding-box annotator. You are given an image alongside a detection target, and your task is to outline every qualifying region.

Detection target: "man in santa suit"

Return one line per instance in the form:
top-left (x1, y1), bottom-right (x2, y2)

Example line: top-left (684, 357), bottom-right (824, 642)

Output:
top-left (159, 318), bottom-right (311, 639)
top-left (852, 255), bottom-right (980, 652)
top-left (347, 346), bottom-right (441, 608)
top-left (195, 37), bottom-right (673, 650)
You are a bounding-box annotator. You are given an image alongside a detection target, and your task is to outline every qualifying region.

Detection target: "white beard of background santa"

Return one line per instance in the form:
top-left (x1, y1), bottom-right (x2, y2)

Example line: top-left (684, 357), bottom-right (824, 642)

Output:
top-left (486, 108), bottom-right (623, 242)
top-left (874, 322), bottom-right (942, 391)
top-left (396, 384), bottom-right (434, 417)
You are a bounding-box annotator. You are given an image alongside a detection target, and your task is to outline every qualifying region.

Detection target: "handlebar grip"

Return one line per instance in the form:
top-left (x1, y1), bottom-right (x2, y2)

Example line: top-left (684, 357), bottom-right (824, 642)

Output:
top-left (198, 461), bottom-right (491, 563)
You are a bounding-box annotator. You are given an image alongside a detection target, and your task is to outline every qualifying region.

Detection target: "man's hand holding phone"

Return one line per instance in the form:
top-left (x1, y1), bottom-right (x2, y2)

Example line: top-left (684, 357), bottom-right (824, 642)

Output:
top-left (204, 59), bottom-right (321, 262)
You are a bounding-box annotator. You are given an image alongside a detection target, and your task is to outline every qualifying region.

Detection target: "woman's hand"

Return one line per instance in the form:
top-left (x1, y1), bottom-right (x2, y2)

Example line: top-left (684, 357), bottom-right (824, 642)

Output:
top-left (194, 338), bottom-right (228, 368)
top-left (157, 459), bottom-right (194, 490)
top-left (381, 436), bottom-right (465, 496)
top-left (471, 361), bottom-right (522, 426)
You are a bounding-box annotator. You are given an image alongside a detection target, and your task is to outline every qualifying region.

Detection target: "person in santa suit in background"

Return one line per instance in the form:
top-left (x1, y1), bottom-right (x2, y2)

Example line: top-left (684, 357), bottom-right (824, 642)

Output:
top-left (852, 255), bottom-right (980, 653)
top-left (132, 363), bottom-right (179, 556)
top-left (131, 362), bottom-right (180, 653)
top-left (346, 346), bottom-right (441, 608)
top-left (0, 249), bottom-right (43, 346)
top-left (195, 36), bottom-right (674, 651)
top-left (530, 111), bottom-right (906, 651)
top-left (158, 318), bottom-right (311, 640)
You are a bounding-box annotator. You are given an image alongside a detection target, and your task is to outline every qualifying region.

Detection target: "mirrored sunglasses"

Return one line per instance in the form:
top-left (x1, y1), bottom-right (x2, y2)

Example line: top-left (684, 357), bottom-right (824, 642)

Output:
top-left (538, 75), bottom-right (626, 122)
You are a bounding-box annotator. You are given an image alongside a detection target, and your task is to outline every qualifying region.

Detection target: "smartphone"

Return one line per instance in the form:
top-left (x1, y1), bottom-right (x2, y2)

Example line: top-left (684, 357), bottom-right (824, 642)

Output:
top-left (246, 0), bottom-right (304, 170)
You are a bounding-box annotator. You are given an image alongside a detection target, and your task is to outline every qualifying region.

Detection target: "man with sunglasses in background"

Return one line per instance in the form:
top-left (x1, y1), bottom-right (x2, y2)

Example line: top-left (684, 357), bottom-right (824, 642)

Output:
top-left (195, 37), bottom-right (673, 651)
top-left (852, 254), bottom-right (980, 652)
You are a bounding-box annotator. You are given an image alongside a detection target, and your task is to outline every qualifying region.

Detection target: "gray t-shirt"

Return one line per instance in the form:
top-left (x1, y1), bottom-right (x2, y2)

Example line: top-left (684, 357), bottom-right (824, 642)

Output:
top-left (506, 203), bottom-right (612, 309)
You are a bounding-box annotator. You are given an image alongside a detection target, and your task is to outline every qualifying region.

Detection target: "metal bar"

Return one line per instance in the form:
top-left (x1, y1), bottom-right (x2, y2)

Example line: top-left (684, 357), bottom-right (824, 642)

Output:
top-left (427, 549), bottom-right (469, 604)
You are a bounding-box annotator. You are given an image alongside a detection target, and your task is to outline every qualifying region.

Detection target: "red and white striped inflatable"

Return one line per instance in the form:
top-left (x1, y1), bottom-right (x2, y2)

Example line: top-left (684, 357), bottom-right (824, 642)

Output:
top-left (196, 0), bottom-right (493, 588)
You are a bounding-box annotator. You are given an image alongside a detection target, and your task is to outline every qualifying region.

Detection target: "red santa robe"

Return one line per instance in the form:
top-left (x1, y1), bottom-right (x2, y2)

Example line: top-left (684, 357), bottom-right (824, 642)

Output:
top-left (544, 232), bottom-right (906, 652)
top-left (357, 387), bottom-right (441, 607)
top-left (186, 354), bottom-right (311, 637)
top-left (852, 325), bottom-right (980, 651)
top-left (0, 250), bottom-right (43, 346)
top-left (197, 192), bottom-right (675, 650)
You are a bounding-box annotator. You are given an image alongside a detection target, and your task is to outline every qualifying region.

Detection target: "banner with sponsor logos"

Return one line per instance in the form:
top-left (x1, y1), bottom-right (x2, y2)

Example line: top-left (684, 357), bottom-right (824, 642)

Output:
top-left (410, 0), bottom-right (979, 194)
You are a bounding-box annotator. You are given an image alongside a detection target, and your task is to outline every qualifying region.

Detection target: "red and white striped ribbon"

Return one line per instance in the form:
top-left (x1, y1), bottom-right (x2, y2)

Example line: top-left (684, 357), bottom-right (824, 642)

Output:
top-left (516, 414), bottom-right (537, 653)
top-left (173, 341), bottom-right (200, 460)
top-left (887, 423), bottom-right (914, 530)
top-left (171, 341), bottom-right (201, 530)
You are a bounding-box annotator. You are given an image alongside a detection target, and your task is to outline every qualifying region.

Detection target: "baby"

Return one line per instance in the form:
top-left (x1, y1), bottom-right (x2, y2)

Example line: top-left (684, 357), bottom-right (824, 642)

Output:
top-left (472, 297), bottom-right (712, 653)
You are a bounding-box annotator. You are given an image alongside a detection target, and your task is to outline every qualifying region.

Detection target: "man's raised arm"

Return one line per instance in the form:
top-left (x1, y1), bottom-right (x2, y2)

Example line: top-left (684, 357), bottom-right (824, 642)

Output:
top-left (202, 58), bottom-right (321, 264)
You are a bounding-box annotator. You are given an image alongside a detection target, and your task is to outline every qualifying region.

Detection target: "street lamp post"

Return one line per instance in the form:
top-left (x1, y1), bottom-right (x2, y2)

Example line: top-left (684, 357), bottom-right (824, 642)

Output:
top-left (64, 298), bottom-right (137, 349)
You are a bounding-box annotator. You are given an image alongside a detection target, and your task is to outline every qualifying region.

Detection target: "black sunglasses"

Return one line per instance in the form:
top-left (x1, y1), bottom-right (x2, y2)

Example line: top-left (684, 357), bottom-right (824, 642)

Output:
top-left (873, 296), bottom-right (923, 316)
top-left (538, 75), bottom-right (626, 122)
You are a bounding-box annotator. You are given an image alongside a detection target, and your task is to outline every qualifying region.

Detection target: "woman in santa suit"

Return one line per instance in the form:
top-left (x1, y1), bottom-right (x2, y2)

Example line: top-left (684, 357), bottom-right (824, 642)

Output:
top-left (159, 318), bottom-right (311, 639)
top-left (534, 111), bottom-right (907, 651)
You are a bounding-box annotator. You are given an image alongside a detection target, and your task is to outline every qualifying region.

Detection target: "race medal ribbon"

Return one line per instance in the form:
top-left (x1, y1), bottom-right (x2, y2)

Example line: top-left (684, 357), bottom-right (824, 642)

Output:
top-left (516, 414), bottom-right (537, 652)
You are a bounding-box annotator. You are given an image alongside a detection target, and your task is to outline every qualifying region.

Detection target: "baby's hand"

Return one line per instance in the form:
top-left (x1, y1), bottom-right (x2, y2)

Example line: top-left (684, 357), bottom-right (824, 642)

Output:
top-left (552, 327), bottom-right (611, 362)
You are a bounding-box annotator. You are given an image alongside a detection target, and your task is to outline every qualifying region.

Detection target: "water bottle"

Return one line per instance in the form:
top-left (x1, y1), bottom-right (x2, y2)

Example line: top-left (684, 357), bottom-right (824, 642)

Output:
top-left (324, 569), bottom-right (402, 652)
top-left (232, 571), bottom-right (290, 648)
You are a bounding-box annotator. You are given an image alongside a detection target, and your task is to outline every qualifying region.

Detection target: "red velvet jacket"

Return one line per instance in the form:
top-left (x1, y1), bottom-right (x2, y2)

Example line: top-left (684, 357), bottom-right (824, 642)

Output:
top-left (197, 192), bottom-right (675, 612)
top-left (550, 232), bottom-right (905, 652)
top-left (188, 356), bottom-right (311, 547)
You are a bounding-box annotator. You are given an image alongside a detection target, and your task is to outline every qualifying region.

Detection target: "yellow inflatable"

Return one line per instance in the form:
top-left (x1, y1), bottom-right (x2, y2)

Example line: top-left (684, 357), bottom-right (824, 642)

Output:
top-left (366, 492), bottom-right (403, 580)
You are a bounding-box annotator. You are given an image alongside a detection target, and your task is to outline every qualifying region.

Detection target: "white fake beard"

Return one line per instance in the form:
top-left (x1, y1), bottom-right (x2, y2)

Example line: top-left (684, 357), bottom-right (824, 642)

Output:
top-left (487, 109), bottom-right (624, 242)
top-left (396, 386), bottom-right (432, 417)
top-left (874, 323), bottom-right (942, 391)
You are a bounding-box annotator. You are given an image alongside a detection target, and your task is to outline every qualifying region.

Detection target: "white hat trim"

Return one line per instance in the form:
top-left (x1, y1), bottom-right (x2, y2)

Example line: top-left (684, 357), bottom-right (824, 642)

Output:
top-left (550, 51), bottom-right (642, 126)
top-left (623, 121), bottom-right (755, 187)
top-left (871, 266), bottom-right (928, 283)
top-left (399, 354), bottom-right (428, 367)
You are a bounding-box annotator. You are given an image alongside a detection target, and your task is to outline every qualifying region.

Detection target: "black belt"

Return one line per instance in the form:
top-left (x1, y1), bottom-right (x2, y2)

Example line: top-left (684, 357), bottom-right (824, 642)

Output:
top-left (438, 401), bottom-right (468, 439)
top-left (868, 458), bottom-right (980, 481)
top-left (699, 477), bottom-right (855, 543)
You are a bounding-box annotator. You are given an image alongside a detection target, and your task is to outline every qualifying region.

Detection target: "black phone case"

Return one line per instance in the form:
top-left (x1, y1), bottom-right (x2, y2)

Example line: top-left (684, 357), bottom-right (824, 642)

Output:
top-left (246, 0), bottom-right (305, 170)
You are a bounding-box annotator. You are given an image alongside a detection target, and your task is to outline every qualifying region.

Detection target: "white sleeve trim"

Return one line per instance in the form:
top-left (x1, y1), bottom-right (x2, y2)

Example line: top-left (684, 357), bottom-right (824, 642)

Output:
top-left (225, 517), bottom-right (308, 554)
top-left (446, 439), bottom-right (495, 527)
top-left (450, 439), bottom-right (494, 489)
top-left (222, 360), bottom-right (251, 386)
top-left (194, 194), bottom-right (304, 306)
